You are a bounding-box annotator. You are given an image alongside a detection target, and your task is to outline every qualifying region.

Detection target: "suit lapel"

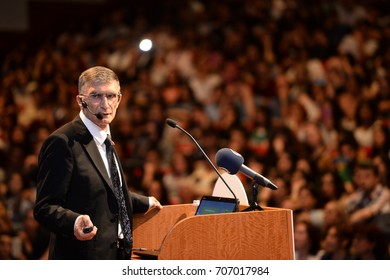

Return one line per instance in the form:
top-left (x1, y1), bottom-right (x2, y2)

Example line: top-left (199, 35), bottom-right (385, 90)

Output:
top-left (72, 117), bottom-right (114, 191)
top-left (85, 139), bottom-right (113, 189)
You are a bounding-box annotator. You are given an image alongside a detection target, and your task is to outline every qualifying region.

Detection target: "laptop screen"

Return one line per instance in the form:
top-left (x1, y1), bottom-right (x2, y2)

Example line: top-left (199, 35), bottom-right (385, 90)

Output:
top-left (195, 196), bottom-right (238, 215)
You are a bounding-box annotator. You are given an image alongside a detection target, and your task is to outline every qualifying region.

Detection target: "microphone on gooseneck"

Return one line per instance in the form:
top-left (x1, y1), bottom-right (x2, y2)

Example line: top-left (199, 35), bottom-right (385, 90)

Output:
top-left (81, 100), bottom-right (103, 120)
top-left (215, 148), bottom-right (278, 190)
top-left (165, 118), bottom-right (239, 203)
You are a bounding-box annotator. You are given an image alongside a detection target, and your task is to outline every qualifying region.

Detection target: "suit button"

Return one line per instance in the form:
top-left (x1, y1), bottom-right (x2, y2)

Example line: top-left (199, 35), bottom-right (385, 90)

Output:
top-left (110, 214), bottom-right (118, 222)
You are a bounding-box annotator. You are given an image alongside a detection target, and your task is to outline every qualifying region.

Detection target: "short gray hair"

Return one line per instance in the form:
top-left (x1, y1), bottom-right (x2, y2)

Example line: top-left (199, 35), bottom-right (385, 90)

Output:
top-left (78, 66), bottom-right (120, 95)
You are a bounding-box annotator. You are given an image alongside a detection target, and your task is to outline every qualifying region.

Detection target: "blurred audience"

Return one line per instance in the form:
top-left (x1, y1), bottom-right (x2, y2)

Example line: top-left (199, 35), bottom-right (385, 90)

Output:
top-left (350, 224), bottom-right (390, 260)
top-left (319, 223), bottom-right (353, 260)
top-left (0, 0), bottom-right (389, 259)
top-left (294, 220), bottom-right (322, 260)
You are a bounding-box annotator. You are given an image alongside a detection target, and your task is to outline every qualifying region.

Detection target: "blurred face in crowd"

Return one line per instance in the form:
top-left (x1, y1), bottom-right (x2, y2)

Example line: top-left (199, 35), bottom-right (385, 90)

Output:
top-left (353, 167), bottom-right (379, 194)
top-left (294, 222), bottom-right (310, 251)
top-left (323, 226), bottom-right (341, 253)
top-left (7, 172), bottom-right (23, 195)
top-left (0, 234), bottom-right (12, 259)
top-left (298, 187), bottom-right (317, 211)
top-left (351, 235), bottom-right (374, 258)
top-left (323, 200), bottom-right (346, 227)
top-left (321, 173), bottom-right (335, 199)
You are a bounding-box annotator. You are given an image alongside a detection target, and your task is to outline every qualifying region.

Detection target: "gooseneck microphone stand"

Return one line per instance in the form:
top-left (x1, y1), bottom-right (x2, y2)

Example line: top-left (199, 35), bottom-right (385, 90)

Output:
top-left (242, 181), bottom-right (263, 211)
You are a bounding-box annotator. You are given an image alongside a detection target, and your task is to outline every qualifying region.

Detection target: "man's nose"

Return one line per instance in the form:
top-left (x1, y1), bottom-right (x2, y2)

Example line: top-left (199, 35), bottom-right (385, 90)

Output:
top-left (100, 96), bottom-right (110, 107)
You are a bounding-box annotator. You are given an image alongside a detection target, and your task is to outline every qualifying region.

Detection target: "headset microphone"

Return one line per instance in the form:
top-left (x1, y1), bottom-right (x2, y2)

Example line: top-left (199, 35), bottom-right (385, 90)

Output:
top-left (81, 100), bottom-right (88, 108)
top-left (81, 99), bottom-right (103, 120)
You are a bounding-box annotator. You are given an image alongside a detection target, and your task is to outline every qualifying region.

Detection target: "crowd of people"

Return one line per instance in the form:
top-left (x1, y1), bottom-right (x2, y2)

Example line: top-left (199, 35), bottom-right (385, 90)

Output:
top-left (1, 0), bottom-right (389, 259)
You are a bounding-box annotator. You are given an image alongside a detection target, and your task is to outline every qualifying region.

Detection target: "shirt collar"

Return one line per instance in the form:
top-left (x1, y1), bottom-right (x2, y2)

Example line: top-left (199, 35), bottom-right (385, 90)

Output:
top-left (79, 111), bottom-right (111, 146)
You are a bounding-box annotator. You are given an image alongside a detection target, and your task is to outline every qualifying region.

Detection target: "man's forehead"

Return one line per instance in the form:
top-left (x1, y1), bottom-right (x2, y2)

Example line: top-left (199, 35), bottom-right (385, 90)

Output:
top-left (83, 81), bottom-right (120, 93)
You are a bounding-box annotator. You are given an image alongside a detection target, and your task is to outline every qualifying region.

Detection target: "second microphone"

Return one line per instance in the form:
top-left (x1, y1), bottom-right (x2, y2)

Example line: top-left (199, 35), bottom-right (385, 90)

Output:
top-left (215, 148), bottom-right (278, 190)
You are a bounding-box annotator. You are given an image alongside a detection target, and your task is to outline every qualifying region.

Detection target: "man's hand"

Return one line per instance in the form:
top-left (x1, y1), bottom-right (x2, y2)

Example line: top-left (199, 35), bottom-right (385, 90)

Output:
top-left (74, 214), bottom-right (98, 241)
top-left (149, 196), bottom-right (163, 210)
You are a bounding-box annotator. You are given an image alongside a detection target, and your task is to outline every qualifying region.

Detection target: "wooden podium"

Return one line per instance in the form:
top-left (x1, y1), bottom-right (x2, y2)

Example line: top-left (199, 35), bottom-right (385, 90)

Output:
top-left (132, 204), bottom-right (294, 260)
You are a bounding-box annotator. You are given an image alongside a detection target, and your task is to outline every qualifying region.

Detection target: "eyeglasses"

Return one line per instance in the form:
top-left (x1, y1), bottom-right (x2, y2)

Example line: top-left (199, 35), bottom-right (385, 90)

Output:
top-left (84, 92), bottom-right (121, 104)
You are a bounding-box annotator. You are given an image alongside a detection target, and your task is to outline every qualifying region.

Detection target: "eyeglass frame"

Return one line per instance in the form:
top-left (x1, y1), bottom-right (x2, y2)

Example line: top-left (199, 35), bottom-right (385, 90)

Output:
top-left (79, 91), bottom-right (122, 105)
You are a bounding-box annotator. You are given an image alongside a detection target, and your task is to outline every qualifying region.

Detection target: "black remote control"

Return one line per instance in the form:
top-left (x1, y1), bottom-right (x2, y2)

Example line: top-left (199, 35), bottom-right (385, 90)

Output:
top-left (83, 227), bottom-right (93, 233)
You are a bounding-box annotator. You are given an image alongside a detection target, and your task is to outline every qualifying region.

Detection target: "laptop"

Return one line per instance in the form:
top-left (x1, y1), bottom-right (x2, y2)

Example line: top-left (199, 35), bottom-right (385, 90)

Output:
top-left (195, 195), bottom-right (239, 215)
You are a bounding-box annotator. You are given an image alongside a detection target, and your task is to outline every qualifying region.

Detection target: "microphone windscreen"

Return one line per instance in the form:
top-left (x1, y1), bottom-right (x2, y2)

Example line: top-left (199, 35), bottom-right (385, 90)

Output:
top-left (96, 113), bottom-right (103, 120)
top-left (215, 148), bottom-right (244, 174)
top-left (166, 118), bottom-right (177, 128)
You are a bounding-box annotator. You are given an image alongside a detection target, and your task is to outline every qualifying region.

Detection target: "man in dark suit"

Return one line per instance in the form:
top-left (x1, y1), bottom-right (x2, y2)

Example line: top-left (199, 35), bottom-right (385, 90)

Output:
top-left (34, 66), bottom-right (162, 259)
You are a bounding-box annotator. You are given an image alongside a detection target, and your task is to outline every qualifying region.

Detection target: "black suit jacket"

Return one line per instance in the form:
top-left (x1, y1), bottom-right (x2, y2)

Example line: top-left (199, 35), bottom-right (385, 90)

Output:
top-left (34, 116), bottom-right (149, 259)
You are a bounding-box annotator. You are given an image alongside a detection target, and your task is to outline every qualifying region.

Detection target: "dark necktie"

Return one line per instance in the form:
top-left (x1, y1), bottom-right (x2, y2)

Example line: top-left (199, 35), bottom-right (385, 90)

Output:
top-left (105, 135), bottom-right (133, 254)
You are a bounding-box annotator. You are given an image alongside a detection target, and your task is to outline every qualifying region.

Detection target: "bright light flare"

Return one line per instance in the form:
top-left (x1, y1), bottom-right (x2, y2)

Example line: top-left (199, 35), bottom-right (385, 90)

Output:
top-left (139, 39), bottom-right (153, 52)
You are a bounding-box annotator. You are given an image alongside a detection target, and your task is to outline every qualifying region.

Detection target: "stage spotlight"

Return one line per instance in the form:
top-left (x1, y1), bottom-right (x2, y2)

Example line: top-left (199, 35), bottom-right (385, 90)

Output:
top-left (139, 39), bottom-right (153, 52)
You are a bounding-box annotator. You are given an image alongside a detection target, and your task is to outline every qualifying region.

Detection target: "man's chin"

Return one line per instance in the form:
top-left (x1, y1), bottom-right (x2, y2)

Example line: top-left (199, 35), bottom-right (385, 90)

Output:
top-left (95, 117), bottom-right (112, 127)
top-left (100, 117), bottom-right (112, 123)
